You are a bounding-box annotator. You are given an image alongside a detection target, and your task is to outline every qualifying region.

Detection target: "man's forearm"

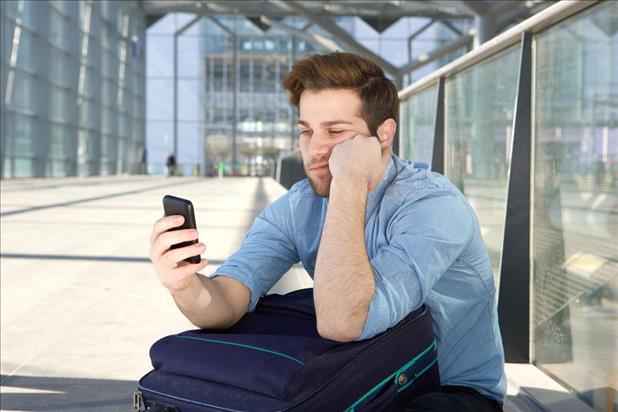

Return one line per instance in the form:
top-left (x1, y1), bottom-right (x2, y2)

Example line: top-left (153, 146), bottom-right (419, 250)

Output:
top-left (171, 274), bottom-right (240, 329)
top-left (314, 176), bottom-right (375, 342)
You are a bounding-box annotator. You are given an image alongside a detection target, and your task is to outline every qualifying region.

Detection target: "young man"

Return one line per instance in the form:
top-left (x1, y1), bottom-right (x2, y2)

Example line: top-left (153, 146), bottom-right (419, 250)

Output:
top-left (149, 52), bottom-right (506, 411)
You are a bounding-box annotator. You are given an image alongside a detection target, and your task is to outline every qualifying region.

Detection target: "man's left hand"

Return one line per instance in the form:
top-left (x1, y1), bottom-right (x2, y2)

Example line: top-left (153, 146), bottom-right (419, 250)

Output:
top-left (328, 135), bottom-right (387, 187)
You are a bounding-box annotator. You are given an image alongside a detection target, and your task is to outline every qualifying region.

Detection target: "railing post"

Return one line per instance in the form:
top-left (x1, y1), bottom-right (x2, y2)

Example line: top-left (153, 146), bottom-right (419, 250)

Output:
top-left (431, 77), bottom-right (445, 173)
top-left (497, 32), bottom-right (533, 363)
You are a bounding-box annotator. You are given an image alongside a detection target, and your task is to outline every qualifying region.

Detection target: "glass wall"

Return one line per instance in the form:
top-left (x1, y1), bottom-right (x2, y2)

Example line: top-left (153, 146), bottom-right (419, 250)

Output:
top-left (146, 15), bottom-right (474, 177)
top-left (399, 3), bottom-right (616, 410)
top-left (399, 84), bottom-right (437, 166)
top-left (444, 45), bottom-right (520, 285)
top-left (202, 17), bottom-right (315, 177)
top-left (0, 0), bottom-right (146, 178)
top-left (532, 2), bottom-right (617, 410)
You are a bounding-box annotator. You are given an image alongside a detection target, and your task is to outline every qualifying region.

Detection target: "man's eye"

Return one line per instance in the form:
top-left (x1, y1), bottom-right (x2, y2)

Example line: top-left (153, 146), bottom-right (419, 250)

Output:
top-left (329, 130), bottom-right (344, 135)
top-left (299, 130), bottom-right (311, 137)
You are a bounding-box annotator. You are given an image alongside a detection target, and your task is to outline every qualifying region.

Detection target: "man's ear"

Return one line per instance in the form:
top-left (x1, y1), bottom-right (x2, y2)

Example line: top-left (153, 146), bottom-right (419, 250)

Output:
top-left (376, 118), bottom-right (397, 148)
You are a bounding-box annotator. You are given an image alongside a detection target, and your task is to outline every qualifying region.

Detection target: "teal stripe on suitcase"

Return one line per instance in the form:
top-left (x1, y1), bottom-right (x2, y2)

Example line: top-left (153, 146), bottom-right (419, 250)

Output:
top-left (344, 339), bottom-right (437, 412)
top-left (175, 334), bottom-right (305, 365)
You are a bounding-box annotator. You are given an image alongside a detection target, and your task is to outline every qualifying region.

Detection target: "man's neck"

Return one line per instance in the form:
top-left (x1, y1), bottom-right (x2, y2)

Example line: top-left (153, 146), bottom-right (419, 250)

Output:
top-left (368, 150), bottom-right (393, 193)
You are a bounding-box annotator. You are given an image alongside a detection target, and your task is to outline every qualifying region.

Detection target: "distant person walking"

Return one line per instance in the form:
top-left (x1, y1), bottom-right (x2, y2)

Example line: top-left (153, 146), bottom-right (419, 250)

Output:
top-left (166, 154), bottom-right (177, 177)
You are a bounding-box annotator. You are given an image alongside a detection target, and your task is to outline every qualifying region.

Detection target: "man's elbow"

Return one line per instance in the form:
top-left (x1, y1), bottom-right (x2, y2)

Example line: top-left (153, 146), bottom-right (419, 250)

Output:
top-left (317, 318), bottom-right (364, 342)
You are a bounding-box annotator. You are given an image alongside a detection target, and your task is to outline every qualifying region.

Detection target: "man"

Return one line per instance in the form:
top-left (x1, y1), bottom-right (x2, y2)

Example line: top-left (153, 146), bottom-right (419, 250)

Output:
top-left (149, 52), bottom-right (506, 411)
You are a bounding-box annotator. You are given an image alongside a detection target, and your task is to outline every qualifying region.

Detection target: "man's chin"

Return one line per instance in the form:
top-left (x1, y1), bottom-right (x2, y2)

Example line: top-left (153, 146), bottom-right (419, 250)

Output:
top-left (308, 176), bottom-right (331, 198)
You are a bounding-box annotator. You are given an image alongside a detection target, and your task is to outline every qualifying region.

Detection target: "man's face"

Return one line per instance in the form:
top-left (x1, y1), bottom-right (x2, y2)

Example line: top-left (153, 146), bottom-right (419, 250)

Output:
top-left (297, 89), bottom-right (371, 197)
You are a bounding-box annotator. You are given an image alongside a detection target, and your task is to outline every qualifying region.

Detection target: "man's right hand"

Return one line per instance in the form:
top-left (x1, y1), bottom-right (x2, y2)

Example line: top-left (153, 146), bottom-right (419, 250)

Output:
top-left (149, 215), bottom-right (209, 292)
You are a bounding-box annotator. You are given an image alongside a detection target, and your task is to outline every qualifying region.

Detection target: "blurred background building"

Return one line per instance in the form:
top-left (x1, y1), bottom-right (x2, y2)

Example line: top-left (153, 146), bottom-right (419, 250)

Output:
top-left (1, 1), bottom-right (616, 411)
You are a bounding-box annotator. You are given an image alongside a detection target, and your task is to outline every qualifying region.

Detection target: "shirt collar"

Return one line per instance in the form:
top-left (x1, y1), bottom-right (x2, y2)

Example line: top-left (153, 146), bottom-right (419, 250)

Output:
top-left (365, 154), bottom-right (398, 223)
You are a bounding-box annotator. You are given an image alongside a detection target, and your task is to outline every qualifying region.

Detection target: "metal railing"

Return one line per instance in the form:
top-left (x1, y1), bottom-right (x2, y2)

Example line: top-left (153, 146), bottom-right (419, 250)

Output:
top-left (397, 0), bottom-right (602, 364)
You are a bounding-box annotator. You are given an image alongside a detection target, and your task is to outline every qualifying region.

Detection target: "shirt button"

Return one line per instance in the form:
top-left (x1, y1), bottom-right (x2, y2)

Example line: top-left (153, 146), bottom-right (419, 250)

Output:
top-left (397, 373), bottom-right (408, 386)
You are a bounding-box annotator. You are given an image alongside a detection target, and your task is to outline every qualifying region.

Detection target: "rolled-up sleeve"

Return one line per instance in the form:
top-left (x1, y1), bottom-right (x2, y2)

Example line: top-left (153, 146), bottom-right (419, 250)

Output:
top-left (212, 193), bottom-right (300, 312)
top-left (357, 193), bottom-right (473, 340)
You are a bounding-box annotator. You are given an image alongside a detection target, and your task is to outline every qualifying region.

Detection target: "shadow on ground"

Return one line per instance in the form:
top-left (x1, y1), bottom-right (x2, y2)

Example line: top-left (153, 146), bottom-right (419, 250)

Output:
top-left (0, 375), bottom-right (136, 411)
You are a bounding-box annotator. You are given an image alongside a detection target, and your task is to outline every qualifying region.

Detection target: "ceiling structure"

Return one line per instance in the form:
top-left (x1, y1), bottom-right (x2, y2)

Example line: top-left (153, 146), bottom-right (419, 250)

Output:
top-left (142, 0), bottom-right (555, 83)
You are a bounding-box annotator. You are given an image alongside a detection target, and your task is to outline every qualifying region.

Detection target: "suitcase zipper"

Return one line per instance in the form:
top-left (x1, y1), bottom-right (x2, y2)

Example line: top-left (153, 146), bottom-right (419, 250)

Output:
top-left (133, 390), bottom-right (144, 411)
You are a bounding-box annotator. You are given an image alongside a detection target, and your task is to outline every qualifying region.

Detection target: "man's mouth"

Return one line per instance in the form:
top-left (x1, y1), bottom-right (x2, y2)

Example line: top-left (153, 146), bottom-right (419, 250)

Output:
top-left (309, 162), bottom-right (329, 172)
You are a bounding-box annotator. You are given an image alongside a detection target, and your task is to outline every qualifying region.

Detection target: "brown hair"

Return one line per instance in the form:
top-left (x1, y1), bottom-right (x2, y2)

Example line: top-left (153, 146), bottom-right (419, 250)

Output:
top-left (282, 52), bottom-right (398, 136)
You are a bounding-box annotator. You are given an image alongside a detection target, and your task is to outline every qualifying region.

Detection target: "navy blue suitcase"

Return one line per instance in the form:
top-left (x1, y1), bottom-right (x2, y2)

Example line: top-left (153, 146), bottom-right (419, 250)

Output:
top-left (135, 288), bottom-right (439, 411)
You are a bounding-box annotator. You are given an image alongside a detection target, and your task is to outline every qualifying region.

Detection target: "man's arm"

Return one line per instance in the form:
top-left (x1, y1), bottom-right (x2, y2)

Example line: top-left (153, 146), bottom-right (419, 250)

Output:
top-left (171, 274), bottom-right (250, 329)
top-left (150, 191), bottom-right (300, 331)
top-left (313, 174), bottom-right (375, 342)
top-left (149, 215), bottom-right (252, 329)
top-left (313, 135), bottom-right (389, 342)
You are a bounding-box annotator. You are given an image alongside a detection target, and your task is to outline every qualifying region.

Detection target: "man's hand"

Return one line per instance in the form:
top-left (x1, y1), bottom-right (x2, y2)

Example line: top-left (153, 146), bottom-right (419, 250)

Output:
top-left (149, 215), bottom-right (209, 292)
top-left (328, 135), bottom-right (388, 188)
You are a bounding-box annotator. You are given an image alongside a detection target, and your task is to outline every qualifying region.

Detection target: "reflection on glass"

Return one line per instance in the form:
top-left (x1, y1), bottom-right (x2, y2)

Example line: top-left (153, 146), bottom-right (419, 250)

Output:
top-left (399, 84), bottom-right (437, 166)
top-left (444, 45), bottom-right (520, 285)
top-left (533, 3), bottom-right (618, 411)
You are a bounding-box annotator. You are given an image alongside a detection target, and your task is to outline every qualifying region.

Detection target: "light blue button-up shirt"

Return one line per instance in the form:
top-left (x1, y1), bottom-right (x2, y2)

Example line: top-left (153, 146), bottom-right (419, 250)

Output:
top-left (212, 154), bottom-right (507, 403)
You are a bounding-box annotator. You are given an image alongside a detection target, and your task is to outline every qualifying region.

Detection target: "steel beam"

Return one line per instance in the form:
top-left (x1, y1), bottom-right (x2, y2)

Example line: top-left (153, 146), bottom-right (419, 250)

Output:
top-left (474, 13), bottom-right (497, 47)
top-left (438, 19), bottom-right (463, 35)
top-left (144, 0), bottom-right (473, 20)
top-left (407, 20), bottom-right (436, 63)
top-left (271, 0), bottom-right (400, 77)
top-left (208, 17), bottom-right (238, 174)
top-left (173, 15), bottom-right (202, 161)
top-left (398, 31), bottom-right (474, 77)
top-left (260, 16), bottom-right (340, 52)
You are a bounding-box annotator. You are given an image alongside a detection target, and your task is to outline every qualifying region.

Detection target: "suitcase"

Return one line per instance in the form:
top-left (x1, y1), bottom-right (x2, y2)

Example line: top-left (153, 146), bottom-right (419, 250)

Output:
top-left (134, 288), bottom-right (439, 412)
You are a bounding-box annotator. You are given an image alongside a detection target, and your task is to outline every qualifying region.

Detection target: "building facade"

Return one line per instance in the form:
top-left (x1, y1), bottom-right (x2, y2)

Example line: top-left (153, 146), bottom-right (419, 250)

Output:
top-left (0, 0), bottom-right (146, 178)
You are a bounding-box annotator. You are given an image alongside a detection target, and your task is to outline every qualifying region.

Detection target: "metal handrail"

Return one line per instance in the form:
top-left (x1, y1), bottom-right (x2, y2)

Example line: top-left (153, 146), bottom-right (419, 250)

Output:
top-left (398, 0), bottom-right (598, 100)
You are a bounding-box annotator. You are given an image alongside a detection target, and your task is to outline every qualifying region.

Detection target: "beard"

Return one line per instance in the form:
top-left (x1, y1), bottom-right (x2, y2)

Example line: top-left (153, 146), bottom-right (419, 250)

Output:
top-left (308, 174), bottom-right (332, 197)
top-left (304, 164), bottom-right (332, 198)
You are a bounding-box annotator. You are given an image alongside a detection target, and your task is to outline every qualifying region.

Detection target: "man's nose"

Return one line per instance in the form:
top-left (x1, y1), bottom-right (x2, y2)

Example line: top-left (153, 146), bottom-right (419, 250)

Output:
top-left (308, 133), bottom-right (333, 158)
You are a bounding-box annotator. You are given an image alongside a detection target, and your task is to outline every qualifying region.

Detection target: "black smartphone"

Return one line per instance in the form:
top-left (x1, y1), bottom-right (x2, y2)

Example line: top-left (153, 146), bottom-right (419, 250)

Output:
top-left (162, 195), bottom-right (201, 264)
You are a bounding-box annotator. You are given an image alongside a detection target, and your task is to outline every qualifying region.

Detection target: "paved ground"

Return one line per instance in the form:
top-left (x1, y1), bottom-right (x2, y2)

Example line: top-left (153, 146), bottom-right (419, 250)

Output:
top-left (0, 176), bottom-right (592, 411)
top-left (0, 176), bottom-right (311, 411)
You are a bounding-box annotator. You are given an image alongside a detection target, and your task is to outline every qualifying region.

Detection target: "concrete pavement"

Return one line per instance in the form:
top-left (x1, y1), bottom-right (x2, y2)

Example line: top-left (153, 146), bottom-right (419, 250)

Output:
top-left (0, 176), bottom-right (311, 411)
top-left (0, 175), bottom-right (592, 411)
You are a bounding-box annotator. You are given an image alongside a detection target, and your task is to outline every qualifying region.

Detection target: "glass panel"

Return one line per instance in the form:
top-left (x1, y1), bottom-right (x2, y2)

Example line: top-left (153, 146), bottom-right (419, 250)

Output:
top-left (146, 121), bottom-right (173, 174)
top-left (78, 99), bottom-right (98, 129)
top-left (532, 3), bottom-right (618, 411)
top-left (101, 106), bottom-right (113, 134)
top-left (10, 112), bottom-right (34, 157)
top-left (444, 45), bottom-right (520, 285)
top-left (15, 28), bottom-right (36, 72)
top-left (178, 79), bottom-right (203, 122)
top-left (14, 158), bottom-right (33, 177)
top-left (101, 48), bottom-right (116, 78)
top-left (49, 86), bottom-right (71, 122)
top-left (50, 122), bottom-right (69, 158)
top-left (101, 79), bottom-right (115, 106)
top-left (83, 67), bottom-right (101, 99)
top-left (10, 70), bottom-right (34, 111)
top-left (178, 35), bottom-right (201, 79)
top-left (399, 84), bottom-right (437, 165)
top-left (49, 48), bottom-right (71, 87)
top-left (77, 128), bottom-right (97, 176)
top-left (48, 8), bottom-right (67, 49)
top-left (146, 78), bottom-right (173, 121)
top-left (50, 159), bottom-right (66, 177)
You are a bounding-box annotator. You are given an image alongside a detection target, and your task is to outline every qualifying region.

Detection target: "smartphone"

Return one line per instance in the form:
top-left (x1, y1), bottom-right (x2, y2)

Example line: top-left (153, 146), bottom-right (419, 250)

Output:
top-left (162, 195), bottom-right (201, 264)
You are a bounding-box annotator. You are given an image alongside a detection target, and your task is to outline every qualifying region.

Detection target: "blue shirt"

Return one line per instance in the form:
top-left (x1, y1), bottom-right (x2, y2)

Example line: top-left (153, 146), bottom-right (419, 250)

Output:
top-left (212, 154), bottom-right (507, 403)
